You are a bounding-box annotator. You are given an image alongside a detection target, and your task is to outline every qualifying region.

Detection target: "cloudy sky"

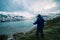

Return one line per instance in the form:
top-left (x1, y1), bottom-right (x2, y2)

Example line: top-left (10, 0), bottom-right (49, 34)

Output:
top-left (0, 0), bottom-right (60, 15)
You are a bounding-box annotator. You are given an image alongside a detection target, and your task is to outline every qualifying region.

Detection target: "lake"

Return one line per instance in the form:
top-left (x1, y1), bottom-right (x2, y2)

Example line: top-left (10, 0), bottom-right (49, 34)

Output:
top-left (0, 19), bottom-right (36, 35)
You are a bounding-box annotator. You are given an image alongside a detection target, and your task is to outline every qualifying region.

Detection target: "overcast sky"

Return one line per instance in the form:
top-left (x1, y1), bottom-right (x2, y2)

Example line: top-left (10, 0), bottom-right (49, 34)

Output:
top-left (0, 0), bottom-right (60, 15)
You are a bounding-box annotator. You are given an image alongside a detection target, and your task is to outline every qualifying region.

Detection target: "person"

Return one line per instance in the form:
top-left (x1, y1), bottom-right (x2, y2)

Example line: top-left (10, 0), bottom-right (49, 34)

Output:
top-left (33, 14), bottom-right (45, 39)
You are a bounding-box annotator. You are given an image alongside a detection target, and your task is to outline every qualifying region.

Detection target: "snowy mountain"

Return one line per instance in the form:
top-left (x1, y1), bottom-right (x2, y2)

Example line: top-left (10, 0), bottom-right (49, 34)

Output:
top-left (0, 14), bottom-right (25, 22)
top-left (0, 13), bottom-right (60, 22)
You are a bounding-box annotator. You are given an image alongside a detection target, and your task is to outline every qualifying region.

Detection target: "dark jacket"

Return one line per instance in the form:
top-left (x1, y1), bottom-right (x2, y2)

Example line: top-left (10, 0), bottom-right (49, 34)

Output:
top-left (33, 17), bottom-right (45, 28)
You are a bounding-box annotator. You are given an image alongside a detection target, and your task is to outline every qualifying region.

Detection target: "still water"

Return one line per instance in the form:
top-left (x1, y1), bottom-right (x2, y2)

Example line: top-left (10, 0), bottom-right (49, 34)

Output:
top-left (0, 19), bottom-right (36, 35)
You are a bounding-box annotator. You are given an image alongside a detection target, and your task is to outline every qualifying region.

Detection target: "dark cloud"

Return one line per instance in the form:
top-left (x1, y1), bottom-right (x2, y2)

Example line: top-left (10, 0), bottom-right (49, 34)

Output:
top-left (0, 0), bottom-right (25, 12)
top-left (47, 0), bottom-right (60, 12)
top-left (53, 0), bottom-right (60, 10)
top-left (0, 0), bottom-right (9, 11)
top-left (0, 0), bottom-right (60, 12)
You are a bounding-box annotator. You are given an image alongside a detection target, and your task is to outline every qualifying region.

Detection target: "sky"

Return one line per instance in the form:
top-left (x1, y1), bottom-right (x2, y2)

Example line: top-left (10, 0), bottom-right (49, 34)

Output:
top-left (0, 0), bottom-right (60, 16)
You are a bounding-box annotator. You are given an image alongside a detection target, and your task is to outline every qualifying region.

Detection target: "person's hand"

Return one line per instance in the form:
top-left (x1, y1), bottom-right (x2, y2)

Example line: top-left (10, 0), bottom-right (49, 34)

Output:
top-left (33, 23), bottom-right (36, 25)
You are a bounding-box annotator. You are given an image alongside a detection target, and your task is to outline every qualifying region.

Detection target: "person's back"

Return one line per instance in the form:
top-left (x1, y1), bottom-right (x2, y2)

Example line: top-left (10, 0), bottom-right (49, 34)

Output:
top-left (33, 14), bottom-right (45, 40)
top-left (37, 16), bottom-right (45, 28)
top-left (34, 14), bottom-right (45, 28)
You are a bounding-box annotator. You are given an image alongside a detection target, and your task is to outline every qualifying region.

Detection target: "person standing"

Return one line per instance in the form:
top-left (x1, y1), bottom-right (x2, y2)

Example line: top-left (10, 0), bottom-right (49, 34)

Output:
top-left (33, 14), bottom-right (45, 39)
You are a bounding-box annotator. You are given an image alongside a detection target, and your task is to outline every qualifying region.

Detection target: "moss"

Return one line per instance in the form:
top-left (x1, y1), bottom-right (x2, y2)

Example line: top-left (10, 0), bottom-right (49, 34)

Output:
top-left (0, 34), bottom-right (8, 40)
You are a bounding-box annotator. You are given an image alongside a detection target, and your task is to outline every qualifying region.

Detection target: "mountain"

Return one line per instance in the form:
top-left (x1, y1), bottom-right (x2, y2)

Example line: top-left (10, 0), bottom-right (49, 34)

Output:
top-left (0, 13), bottom-right (60, 22)
top-left (42, 13), bottom-right (60, 20)
top-left (0, 14), bottom-right (26, 22)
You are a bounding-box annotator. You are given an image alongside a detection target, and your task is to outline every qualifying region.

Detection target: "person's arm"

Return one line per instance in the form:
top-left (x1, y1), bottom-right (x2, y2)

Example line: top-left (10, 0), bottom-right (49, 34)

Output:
top-left (33, 20), bottom-right (38, 25)
top-left (41, 17), bottom-right (45, 22)
top-left (43, 19), bottom-right (45, 22)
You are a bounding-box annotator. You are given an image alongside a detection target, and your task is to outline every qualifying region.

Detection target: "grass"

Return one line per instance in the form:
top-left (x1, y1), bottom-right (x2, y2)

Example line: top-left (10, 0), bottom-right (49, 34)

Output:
top-left (12, 26), bottom-right (60, 40)
top-left (0, 34), bottom-right (8, 40)
top-left (13, 16), bottom-right (60, 40)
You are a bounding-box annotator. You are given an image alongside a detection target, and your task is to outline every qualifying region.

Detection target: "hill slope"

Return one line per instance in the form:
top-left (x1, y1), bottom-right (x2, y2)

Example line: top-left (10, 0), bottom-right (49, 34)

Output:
top-left (13, 16), bottom-right (60, 40)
